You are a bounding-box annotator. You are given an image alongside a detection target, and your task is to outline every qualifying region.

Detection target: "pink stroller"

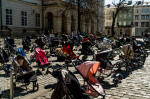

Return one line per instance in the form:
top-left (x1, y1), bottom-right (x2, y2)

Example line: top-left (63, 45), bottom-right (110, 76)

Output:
top-left (34, 48), bottom-right (50, 70)
top-left (77, 61), bottom-right (105, 98)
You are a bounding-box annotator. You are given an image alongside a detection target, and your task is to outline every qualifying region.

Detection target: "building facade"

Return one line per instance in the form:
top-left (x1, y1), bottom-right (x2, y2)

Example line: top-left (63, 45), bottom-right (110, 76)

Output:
top-left (0, 0), bottom-right (105, 37)
top-left (117, 6), bottom-right (133, 36)
top-left (104, 6), bottom-right (117, 36)
top-left (134, 3), bottom-right (150, 35)
top-left (104, 1), bottom-right (150, 37)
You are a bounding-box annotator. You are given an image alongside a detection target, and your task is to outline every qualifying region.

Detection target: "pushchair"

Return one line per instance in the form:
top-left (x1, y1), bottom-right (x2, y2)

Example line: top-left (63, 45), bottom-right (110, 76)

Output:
top-left (0, 47), bottom-right (10, 74)
top-left (119, 44), bottom-right (135, 72)
top-left (62, 41), bottom-right (80, 65)
top-left (96, 50), bottom-right (123, 85)
top-left (35, 36), bottom-right (45, 48)
top-left (46, 67), bottom-right (92, 99)
top-left (33, 48), bottom-right (50, 71)
top-left (4, 37), bottom-right (16, 54)
top-left (22, 35), bottom-right (32, 52)
top-left (12, 55), bottom-right (38, 91)
top-left (81, 41), bottom-right (93, 55)
top-left (75, 61), bottom-right (105, 98)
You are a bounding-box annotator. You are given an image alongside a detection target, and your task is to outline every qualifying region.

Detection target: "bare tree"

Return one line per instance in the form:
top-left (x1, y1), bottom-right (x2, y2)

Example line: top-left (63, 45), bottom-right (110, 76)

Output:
top-left (61, 0), bottom-right (100, 32)
top-left (111, 0), bottom-right (128, 36)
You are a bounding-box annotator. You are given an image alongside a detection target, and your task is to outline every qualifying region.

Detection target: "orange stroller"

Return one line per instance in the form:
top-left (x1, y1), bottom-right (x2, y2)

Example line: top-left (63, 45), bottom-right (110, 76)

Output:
top-left (76, 61), bottom-right (105, 98)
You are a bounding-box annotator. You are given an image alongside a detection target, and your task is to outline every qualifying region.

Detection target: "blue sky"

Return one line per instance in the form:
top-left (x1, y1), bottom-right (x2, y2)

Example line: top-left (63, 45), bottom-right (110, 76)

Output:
top-left (105, 0), bottom-right (150, 5)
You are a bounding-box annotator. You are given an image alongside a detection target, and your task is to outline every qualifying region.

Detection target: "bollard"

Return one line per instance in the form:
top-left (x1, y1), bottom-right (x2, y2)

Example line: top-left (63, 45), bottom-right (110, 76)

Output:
top-left (10, 73), bottom-right (14, 99)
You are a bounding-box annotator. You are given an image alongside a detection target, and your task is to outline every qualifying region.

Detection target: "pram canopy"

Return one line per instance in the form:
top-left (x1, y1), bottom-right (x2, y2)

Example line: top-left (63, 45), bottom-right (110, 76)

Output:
top-left (120, 44), bottom-right (134, 59)
top-left (51, 68), bottom-right (91, 99)
top-left (77, 61), bottom-right (105, 97)
top-left (96, 49), bottom-right (113, 61)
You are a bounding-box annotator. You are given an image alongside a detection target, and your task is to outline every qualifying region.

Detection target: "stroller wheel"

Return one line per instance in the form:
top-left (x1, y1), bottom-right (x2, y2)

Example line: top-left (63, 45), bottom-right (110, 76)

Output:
top-left (98, 76), bottom-right (104, 82)
top-left (126, 66), bottom-right (132, 73)
top-left (33, 82), bottom-right (39, 91)
top-left (13, 82), bottom-right (16, 89)
top-left (113, 78), bottom-right (119, 86)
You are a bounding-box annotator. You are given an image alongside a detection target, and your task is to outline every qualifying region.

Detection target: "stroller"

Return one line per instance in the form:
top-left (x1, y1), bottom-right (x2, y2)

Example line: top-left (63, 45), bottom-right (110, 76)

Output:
top-left (12, 55), bottom-right (38, 91)
top-left (62, 41), bottom-right (81, 65)
top-left (75, 61), bottom-right (105, 98)
top-left (4, 37), bottom-right (16, 54)
top-left (46, 67), bottom-right (92, 99)
top-left (96, 50), bottom-right (123, 84)
top-left (119, 44), bottom-right (135, 72)
top-left (22, 35), bottom-right (32, 52)
top-left (81, 41), bottom-right (93, 55)
top-left (0, 47), bottom-right (10, 74)
top-left (33, 48), bottom-right (50, 70)
top-left (35, 36), bottom-right (46, 48)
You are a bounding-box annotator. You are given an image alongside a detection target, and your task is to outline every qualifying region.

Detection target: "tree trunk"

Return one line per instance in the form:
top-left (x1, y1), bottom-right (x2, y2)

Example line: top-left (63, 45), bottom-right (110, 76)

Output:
top-left (111, 17), bottom-right (116, 36)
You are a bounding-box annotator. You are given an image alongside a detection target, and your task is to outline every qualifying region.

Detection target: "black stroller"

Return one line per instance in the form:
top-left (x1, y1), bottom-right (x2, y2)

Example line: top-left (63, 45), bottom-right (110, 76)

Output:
top-left (0, 47), bottom-right (10, 74)
top-left (96, 50), bottom-right (123, 85)
top-left (12, 55), bottom-right (38, 91)
top-left (35, 36), bottom-right (46, 49)
top-left (4, 37), bottom-right (16, 54)
top-left (22, 35), bottom-right (32, 52)
top-left (46, 67), bottom-right (92, 99)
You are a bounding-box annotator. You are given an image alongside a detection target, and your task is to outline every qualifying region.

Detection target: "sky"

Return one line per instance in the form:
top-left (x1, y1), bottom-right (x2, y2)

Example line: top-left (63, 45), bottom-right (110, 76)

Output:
top-left (105, 0), bottom-right (150, 5)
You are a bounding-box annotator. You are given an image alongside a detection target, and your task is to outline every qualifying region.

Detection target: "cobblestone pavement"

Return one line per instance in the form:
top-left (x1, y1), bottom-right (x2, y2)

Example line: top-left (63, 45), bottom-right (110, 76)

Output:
top-left (0, 39), bottom-right (150, 99)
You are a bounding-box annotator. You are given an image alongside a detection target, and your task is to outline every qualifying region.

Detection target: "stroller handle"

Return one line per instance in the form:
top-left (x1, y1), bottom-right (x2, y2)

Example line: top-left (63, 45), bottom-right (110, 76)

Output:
top-left (9, 57), bottom-right (20, 67)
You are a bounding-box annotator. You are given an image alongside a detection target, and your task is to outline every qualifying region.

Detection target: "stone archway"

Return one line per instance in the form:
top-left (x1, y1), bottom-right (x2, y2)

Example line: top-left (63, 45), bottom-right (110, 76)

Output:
top-left (85, 18), bottom-right (89, 33)
top-left (47, 12), bottom-right (53, 30)
top-left (91, 19), bottom-right (94, 34)
top-left (125, 29), bottom-right (130, 36)
top-left (62, 13), bottom-right (67, 34)
top-left (71, 15), bottom-right (75, 32)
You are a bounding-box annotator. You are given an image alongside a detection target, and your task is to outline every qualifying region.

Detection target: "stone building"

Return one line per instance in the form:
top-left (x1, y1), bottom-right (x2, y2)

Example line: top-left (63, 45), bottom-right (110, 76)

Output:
top-left (104, 6), bottom-right (117, 36)
top-left (133, 2), bottom-right (150, 35)
top-left (0, 0), bottom-right (105, 36)
top-left (117, 6), bottom-right (133, 36)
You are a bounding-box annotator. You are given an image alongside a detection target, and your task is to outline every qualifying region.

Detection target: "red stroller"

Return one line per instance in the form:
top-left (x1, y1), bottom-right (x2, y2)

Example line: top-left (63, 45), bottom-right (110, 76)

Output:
top-left (34, 48), bottom-right (50, 70)
top-left (62, 41), bottom-right (81, 65)
top-left (76, 61), bottom-right (105, 98)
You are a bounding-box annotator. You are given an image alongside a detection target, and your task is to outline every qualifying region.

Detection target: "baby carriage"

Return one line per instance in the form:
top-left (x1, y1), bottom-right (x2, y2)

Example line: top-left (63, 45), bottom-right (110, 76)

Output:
top-left (75, 61), bottom-right (105, 98)
top-left (81, 41), bottom-right (93, 55)
top-left (4, 37), bottom-right (16, 54)
top-left (95, 50), bottom-right (123, 85)
top-left (12, 55), bottom-right (38, 91)
top-left (62, 41), bottom-right (80, 65)
top-left (46, 67), bottom-right (92, 99)
top-left (35, 36), bottom-right (45, 48)
top-left (22, 35), bottom-right (32, 52)
top-left (119, 44), bottom-right (136, 72)
top-left (0, 47), bottom-right (10, 74)
top-left (33, 48), bottom-right (50, 71)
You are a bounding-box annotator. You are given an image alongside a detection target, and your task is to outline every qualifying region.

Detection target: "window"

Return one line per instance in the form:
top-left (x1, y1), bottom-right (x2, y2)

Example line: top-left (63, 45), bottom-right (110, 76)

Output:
top-left (135, 15), bottom-right (139, 20)
top-left (36, 13), bottom-right (40, 27)
top-left (124, 15), bottom-right (126, 18)
top-left (147, 9), bottom-right (149, 13)
top-left (146, 22), bottom-right (149, 27)
top-left (146, 15), bottom-right (149, 20)
top-left (142, 9), bottom-right (146, 13)
top-left (141, 22), bottom-right (145, 27)
top-left (141, 15), bottom-right (145, 20)
top-left (128, 21), bottom-right (131, 25)
top-left (124, 21), bottom-right (126, 26)
top-left (119, 21), bottom-right (121, 25)
top-left (135, 9), bottom-right (138, 13)
top-left (6, 9), bottom-right (13, 25)
top-left (135, 22), bottom-right (138, 26)
top-left (21, 11), bottom-right (27, 26)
